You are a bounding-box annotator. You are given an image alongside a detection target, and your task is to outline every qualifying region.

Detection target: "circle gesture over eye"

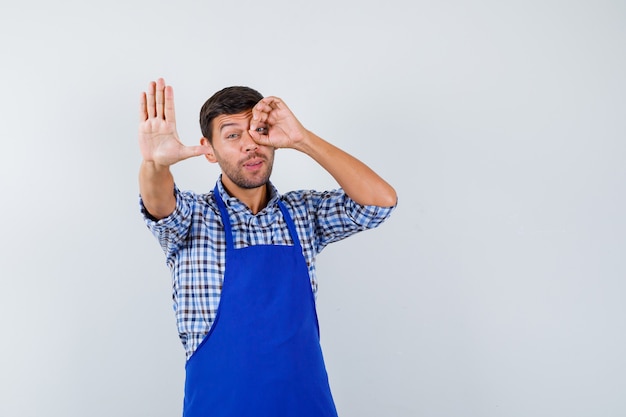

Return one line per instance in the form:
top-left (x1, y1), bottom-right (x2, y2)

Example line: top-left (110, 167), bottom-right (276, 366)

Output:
top-left (249, 96), bottom-right (308, 150)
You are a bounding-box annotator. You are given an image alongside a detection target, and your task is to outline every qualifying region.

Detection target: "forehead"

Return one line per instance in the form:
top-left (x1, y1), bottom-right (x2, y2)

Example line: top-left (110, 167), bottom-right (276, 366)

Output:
top-left (213, 111), bottom-right (253, 132)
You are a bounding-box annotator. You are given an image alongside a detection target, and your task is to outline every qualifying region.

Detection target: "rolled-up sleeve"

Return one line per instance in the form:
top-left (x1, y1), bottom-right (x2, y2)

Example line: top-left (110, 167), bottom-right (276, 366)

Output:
top-left (307, 189), bottom-right (397, 252)
top-left (344, 197), bottom-right (396, 229)
top-left (139, 186), bottom-right (194, 267)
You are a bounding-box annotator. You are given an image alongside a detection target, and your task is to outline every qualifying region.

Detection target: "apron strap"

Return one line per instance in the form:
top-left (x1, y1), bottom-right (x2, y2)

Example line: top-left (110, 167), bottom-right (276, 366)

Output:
top-left (277, 200), bottom-right (303, 252)
top-left (213, 184), bottom-right (234, 250)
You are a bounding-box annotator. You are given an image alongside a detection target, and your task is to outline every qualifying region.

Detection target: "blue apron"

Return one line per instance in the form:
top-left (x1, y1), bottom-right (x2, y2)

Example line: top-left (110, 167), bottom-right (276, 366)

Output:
top-left (182, 186), bottom-right (339, 417)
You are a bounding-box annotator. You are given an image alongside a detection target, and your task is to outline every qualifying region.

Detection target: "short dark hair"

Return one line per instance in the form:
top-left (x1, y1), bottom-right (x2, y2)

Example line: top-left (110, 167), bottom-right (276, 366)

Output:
top-left (199, 86), bottom-right (264, 143)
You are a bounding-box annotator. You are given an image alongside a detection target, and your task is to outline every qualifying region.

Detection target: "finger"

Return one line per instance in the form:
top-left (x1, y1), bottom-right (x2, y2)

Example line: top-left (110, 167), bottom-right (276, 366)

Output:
top-left (248, 128), bottom-right (260, 143)
top-left (252, 96), bottom-right (290, 128)
top-left (155, 78), bottom-right (165, 119)
top-left (248, 128), bottom-right (274, 148)
top-left (250, 111), bottom-right (269, 131)
top-left (259, 96), bottom-right (285, 110)
top-left (164, 85), bottom-right (176, 124)
top-left (253, 98), bottom-right (279, 117)
top-left (146, 81), bottom-right (156, 118)
top-left (180, 144), bottom-right (213, 160)
top-left (139, 92), bottom-right (148, 122)
top-left (250, 100), bottom-right (274, 131)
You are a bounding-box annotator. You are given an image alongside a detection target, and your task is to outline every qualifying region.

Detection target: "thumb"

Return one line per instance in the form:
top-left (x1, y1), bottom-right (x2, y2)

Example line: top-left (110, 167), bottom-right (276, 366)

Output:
top-left (179, 144), bottom-right (212, 161)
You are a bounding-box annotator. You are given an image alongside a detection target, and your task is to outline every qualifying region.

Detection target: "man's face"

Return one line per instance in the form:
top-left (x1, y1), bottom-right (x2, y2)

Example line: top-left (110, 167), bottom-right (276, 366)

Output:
top-left (204, 111), bottom-right (275, 191)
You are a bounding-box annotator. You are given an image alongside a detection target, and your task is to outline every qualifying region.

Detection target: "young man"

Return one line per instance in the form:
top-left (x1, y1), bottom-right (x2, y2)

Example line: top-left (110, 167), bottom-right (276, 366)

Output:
top-left (138, 78), bottom-right (397, 417)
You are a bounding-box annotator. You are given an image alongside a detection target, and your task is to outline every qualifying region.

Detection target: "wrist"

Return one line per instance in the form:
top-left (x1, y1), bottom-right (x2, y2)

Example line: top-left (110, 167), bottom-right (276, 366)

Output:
top-left (292, 129), bottom-right (319, 154)
top-left (142, 159), bottom-right (171, 174)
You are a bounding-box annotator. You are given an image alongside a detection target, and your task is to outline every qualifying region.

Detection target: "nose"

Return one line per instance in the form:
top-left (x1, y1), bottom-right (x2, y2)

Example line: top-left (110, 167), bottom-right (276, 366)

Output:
top-left (242, 130), bottom-right (258, 152)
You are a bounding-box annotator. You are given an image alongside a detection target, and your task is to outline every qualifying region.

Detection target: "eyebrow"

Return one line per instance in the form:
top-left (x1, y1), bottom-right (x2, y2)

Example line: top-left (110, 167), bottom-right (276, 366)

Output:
top-left (219, 122), bottom-right (243, 132)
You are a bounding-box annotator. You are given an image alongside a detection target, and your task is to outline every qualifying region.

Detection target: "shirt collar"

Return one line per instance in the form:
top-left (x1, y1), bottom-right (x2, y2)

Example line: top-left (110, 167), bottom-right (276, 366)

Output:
top-left (215, 175), bottom-right (281, 214)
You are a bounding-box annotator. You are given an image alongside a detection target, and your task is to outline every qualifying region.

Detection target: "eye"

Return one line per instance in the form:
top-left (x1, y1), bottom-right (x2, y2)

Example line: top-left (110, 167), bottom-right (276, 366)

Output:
top-left (226, 133), bottom-right (240, 140)
top-left (255, 126), bottom-right (268, 135)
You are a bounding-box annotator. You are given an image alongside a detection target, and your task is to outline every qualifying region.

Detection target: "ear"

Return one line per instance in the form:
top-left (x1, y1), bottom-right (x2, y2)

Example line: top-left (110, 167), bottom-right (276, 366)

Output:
top-left (200, 137), bottom-right (218, 163)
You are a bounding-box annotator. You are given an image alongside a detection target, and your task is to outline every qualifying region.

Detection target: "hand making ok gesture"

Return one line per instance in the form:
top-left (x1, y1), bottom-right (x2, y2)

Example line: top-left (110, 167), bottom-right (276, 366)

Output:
top-left (248, 96), bottom-right (311, 151)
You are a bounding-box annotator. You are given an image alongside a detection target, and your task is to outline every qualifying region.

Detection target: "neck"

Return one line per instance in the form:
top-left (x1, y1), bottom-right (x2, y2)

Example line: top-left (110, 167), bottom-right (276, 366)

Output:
top-left (221, 177), bottom-right (269, 215)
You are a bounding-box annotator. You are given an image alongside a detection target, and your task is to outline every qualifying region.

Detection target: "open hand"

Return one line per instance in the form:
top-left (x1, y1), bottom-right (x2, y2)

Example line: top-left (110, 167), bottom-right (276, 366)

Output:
top-left (139, 78), bottom-right (210, 166)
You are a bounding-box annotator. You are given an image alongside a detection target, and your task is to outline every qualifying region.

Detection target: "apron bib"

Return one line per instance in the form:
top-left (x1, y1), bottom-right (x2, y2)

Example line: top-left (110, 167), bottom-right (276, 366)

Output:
top-left (182, 186), bottom-right (338, 417)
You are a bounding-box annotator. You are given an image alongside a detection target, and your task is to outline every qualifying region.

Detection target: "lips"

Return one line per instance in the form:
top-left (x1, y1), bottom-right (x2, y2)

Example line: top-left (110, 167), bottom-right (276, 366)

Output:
top-left (243, 156), bottom-right (265, 169)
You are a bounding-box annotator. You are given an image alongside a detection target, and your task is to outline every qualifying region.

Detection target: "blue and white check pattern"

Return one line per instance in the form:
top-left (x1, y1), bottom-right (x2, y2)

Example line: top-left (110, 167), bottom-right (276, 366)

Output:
top-left (141, 177), bottom-right (395, 358)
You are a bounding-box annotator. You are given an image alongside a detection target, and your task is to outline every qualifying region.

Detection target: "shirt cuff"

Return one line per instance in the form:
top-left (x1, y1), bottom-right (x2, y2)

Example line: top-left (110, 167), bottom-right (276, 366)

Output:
top-left (139, 186), bottom-right (190, 229)
top-left (345, 196), bottom-right (397, 229)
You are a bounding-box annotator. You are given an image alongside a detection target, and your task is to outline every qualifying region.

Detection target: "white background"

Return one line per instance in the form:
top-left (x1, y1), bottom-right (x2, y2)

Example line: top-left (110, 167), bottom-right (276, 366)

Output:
top-left (1, 1), bottom-right (625, 416)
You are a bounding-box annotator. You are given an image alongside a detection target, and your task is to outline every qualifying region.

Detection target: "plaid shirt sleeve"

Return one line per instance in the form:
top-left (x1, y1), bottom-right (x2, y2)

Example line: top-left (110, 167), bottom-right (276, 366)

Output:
top-left (139, 186), bottom-right (195, 267)
top-left (285, 188), bottom-right (397, 254)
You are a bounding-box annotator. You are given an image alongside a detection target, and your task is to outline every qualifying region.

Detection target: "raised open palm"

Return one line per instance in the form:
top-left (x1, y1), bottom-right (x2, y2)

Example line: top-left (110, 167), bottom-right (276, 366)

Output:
top-left (139, 78), bottom-right (210, 166)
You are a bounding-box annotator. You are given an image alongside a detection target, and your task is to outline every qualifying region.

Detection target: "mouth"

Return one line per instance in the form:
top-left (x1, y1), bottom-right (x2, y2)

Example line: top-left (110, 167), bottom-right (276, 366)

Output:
top-left (243, 156), bottom-right (265, 170)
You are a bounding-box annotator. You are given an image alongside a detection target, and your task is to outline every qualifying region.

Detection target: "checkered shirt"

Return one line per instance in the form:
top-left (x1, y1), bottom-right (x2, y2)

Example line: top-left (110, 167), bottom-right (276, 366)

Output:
top-left (141, 178), bottom-right (395, 359)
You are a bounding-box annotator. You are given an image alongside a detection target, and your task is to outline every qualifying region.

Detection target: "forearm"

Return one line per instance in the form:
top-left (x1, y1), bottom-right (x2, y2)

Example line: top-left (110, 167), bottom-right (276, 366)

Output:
top-left (296, 131), bottom-right (397, 207)
top-left (139, 160), bottom-right (176, 219)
